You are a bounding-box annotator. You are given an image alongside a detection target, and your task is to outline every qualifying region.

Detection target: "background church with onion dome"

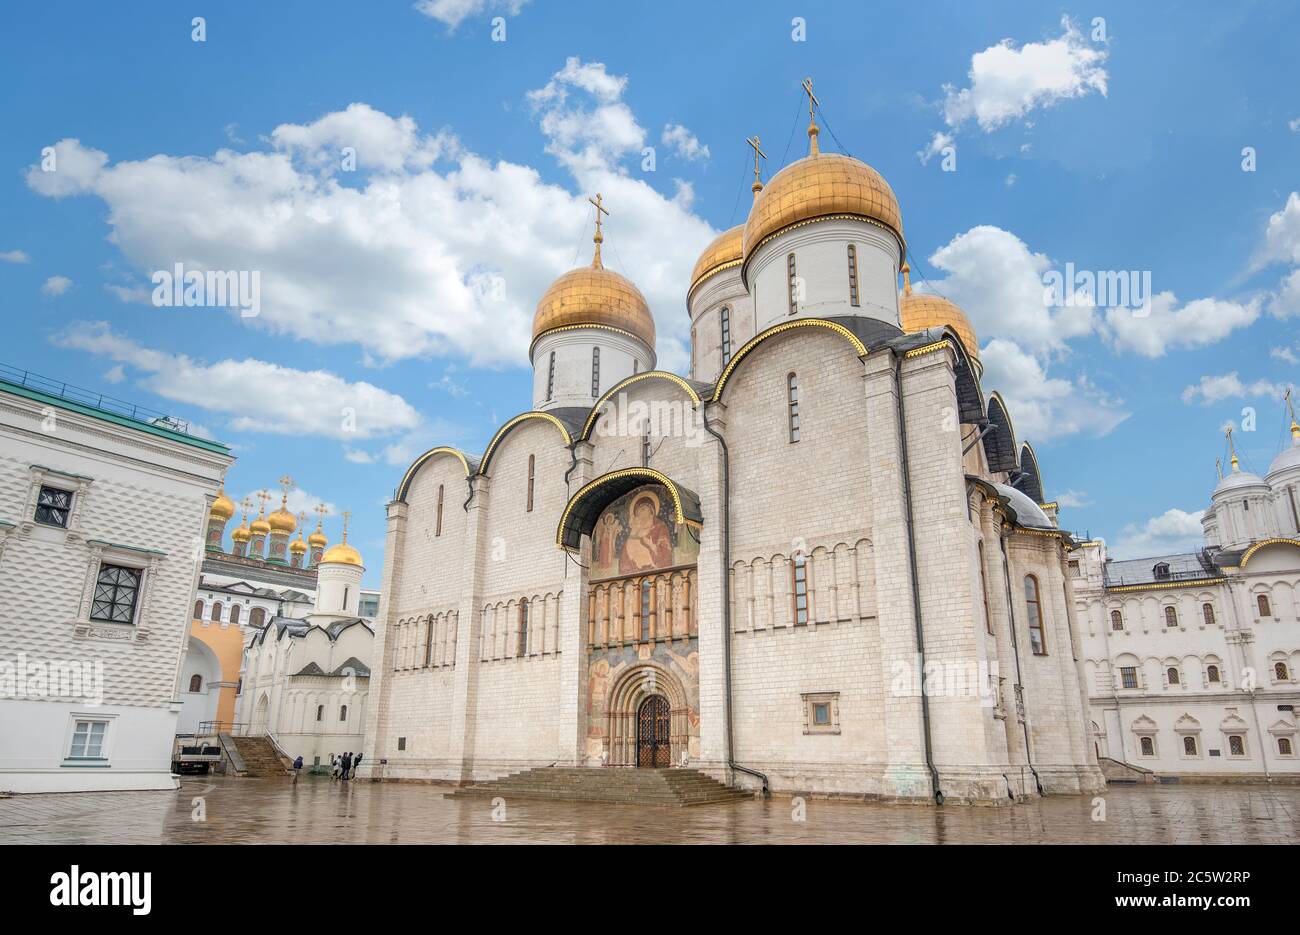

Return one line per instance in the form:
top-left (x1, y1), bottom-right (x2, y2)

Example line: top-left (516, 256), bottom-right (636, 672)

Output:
top-left (359, 82), bottom-right (1107, 804)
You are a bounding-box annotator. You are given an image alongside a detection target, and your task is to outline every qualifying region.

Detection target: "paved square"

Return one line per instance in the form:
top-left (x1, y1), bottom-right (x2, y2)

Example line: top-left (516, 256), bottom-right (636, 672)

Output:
top-left (1, 776), bottom-right (1297, 844)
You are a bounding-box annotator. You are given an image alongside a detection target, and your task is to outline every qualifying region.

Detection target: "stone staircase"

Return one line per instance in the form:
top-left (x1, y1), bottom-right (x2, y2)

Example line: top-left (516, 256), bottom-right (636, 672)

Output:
top-left (221, 734), bottom-right (292, 778)
top-left (1098, 756), bottom-right (1157, 785)
top-left (446, 767), bottom-right (753, 806)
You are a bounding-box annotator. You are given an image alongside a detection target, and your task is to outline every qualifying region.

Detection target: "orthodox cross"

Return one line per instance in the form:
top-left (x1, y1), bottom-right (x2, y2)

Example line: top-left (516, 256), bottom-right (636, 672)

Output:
top-left (589, 192), bottom-right (609, 266)
top-left (746, 135), bottom-right (767, 194)
top-left (1286, 386), bottom-right (1299, 438)
top-left (278, 474), bottom-right (295, 507)
top-left (802, 77), bottom-right (820, 155)
top-left (341, 510), bottom-right (352, 542)
top-left (314, 502), bottom-right (330, 528)
top-left (255, 489), bottom-right (271, 516)
top-left (1225, 426), bottom-right (1239, 471)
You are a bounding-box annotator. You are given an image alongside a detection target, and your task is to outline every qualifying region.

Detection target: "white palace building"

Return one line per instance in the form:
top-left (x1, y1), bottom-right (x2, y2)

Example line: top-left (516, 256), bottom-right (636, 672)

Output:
top-left (359, 94), bottom-right (1106, 804)
top-left (1073, 421), bottom-right (1300, 781)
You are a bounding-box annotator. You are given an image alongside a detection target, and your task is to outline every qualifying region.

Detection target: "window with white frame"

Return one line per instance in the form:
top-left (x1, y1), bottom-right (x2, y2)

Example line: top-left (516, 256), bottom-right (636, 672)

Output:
top-left (1119, 666), bottom-right (1139, 689)
top-left (1227, 734), bottom-right (1246, 757)
top-left (1138, 735), bottom-right (1156, 757)
top-left (35, 484), bottom-right (74, 528)
top-left (801, 691), bottom-right (840, 735)
top-left (90, 563), bottom-right (142, 625)
top-left (67, 719), bottom-right (109, 760)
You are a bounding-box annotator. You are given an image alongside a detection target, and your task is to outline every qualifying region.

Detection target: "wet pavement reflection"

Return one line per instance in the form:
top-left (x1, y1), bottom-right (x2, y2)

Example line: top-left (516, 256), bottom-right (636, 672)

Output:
top-left (1, 776), bottom-right (1297, 844)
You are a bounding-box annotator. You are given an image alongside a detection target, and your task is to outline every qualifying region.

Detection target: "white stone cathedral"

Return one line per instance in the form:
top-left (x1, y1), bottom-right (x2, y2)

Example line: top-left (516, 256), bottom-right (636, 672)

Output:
top-left (361, 101), bottom-right (1105, 804)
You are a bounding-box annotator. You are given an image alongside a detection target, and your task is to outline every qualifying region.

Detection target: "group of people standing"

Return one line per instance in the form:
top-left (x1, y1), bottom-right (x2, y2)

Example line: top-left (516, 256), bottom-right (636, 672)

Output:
top-left (331, 751), bottom-right (360, 780)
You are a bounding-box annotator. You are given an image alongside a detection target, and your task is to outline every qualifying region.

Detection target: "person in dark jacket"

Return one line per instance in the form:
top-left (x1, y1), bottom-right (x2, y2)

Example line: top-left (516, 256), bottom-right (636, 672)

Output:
top-left (341, 751), bottom-right (353, 780)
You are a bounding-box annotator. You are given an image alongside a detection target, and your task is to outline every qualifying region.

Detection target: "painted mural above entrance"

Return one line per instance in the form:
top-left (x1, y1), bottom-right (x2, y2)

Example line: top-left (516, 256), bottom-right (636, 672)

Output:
top-left (591, 484), bottom-right (700, 580)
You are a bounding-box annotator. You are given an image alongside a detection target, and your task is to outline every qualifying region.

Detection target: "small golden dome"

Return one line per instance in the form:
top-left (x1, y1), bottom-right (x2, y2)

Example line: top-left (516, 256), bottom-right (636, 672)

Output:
top-left (289, 534), bottom-right (308, 555)
top-left (267, 505), bottom-right (296, 533)
top-left (230, 517), bottom-right (251, 543)
top-left (250, 513), bottom-right (271, 535)
top-left (209, 487), bottom-right (236, 521)
top-left (321, 541), bottom-right (363, 567)
top-left (533, 261), bottom-right (655, 350)
top-left (899, 265), bottom-right (979, 361)
top-left (308, 526), bottom-right (328, 549)
top-left (742, 153), bottom-right (904, 267)
top-left (689, 225), bottom-right (743, 298)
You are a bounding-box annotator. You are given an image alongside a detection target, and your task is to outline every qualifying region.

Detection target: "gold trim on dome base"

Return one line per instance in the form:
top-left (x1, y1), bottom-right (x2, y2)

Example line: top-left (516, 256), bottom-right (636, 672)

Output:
top-left (901, 293), bottom-right (979, 361)
top-left (528, 322), bottom-right (651, 360)
top-left (532, 264), bottom-right (655, 349)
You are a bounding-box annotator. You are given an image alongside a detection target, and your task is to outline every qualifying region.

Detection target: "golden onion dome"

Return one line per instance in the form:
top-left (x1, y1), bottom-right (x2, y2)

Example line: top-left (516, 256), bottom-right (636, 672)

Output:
top-left (742, 152), bottom-right (904, 268)
top-left (230, 516), bottom-right (251, 543)
top-left (267, 504), bottom-right (296, 533)
top-left (250, 512), bottom-right (271, 535)
top-left (689, 225), bottom-right (744, 298)
top-left (308, 525), bottom-right (328, 549)
top-left (289, 534), bottom-right (308, 555)
top-left (321, 541), bottom-right (363, 567)
top-left (533, 260), bottom-right (655, 350)
top-left (209, 487), bottom-right (236, 521)
top-left (899, 265), bottom-right (979, 361)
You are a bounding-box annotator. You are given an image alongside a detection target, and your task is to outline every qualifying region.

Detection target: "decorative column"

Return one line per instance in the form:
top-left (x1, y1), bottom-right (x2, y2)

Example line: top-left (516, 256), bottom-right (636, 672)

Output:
top-left (694, 401), bottom-right (730, 780)
top-left (557, 440), bottom-right (594, 765)
top-left (446, 474), bottom-right (491, 782)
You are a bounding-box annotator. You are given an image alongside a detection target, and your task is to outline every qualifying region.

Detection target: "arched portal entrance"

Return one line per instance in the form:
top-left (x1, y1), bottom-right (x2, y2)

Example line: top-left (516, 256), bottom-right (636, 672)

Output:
top-left (637, 695), bottom-right (672, 767)
top-left (252, 693), bottom-right (270, 735)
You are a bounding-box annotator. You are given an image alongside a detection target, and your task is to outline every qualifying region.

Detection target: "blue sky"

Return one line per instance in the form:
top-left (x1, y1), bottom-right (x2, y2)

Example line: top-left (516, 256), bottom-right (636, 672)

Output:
top-left (3, 1), bottom-right (1298, 583)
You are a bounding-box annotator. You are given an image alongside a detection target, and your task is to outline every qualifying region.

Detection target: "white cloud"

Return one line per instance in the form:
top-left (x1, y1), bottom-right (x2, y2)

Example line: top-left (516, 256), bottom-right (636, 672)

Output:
top-left (1290, 117), bottom-right (1300, 133)
top-left (1055, 489), bottom-right (1092, 508)
top-left (52, 321), bottom-right (422, 441)
top-left (1256, 191), bottom-right (1300, 268)
top-left (104, 282), bottom-right (151, 304)
top-left (42, 275), bottom-right (72, 296)
top-left (661, 123), bottom-right (710, 162)
top-left (414, 0), bottom-right (527, 30)
top-left (979, 339), bottom-right (1128, 441)
top-left (1180, 372), bottom-right (1291, 406)
top-left (344, 448), bottom-right (378, 464)
top-left (1110, 508), bottom-right (1205, 559)
top-left (0, 249), bottom-right (30, 263)
top-left (235, 486), bottom-right (337, 521)
top-left (917, 131), bottom-right (953, 166)
top-left (1271, 344), bottom-right (1298, 364)
top-left (1267, 267), bottom-right (1300, 319)
top-left (26, 76), bottom-right (714, 373)
top-left (102, 364), bottom-right (126, 384)
top-left (1103, 292), bottom-right (1259, 358)
top-left (937, 17), bottom-right (1108, 135)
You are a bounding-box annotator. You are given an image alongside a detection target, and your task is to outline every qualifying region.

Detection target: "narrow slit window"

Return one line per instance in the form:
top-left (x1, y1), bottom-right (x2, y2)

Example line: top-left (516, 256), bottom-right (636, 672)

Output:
top-left (436, 484), bottom-right (444, 537)
top-left (792, 554), bottom-right (809, 625)
top-left (526, 454), bottom-right (535, 513)
top-left (720, 306), bottom-right (732, 364)
top-left (787, 253), bottom-right (798, 315)
top-left (517, 600), bottom-right (530, 657)
top-left (847, 244), bottom-right (860, 306)
top-left (787, 372), bottom-right (801, 443)
top-left (546, 351), bottom-right (556, 401)
top-left (1024, 574), bottom-right (1046, 655)
top-left (591, 347), bottom-right (601, 398)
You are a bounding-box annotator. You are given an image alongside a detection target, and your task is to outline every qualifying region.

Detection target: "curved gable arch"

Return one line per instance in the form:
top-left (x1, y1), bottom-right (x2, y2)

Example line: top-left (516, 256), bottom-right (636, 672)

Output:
top-left (904, 327), bottom-right (985, 423)
top-left (1239, 537), bottom-right (1300, 568)
top-left (396, 446), bottom-right (473, 502)
top-left (557, 467), bottom-right (702, 551)
top-left (983, 392), bottom-right (1019, 473)
top-left (581, 371), bottom-right (703, 441)
top-left (711, 318), bottom-right (867, 402)
top-left (1015, 441), bottom-right (1046, 504)
top-left (478, 411), bottom-right (573, 477)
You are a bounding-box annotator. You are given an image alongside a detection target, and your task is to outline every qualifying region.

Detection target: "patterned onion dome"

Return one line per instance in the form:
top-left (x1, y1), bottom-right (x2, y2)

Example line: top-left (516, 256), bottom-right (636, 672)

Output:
top-left (308, 526), bottom-right (328, 548)
top-left (742, 152), bottom-right (904, 266)
top-left (267, 504), bottom-right (297, 533)
top-left (899, 266), bottom-right (979, 361)
top-left (321, 541), bottom-right (363, 566)
top-left (230, 517), bottom-right (251, 543)
top-left (532, 261), bottom-right (655, 350)
top-left (209, 487), bottom-right (236, 521)
top-left (689, 225), bottom-right (743, 298)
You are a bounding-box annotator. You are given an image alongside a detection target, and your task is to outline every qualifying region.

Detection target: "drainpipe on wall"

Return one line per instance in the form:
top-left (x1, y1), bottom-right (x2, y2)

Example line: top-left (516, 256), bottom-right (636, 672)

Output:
top-left (893, 353), bottom-right (944, 805)
top-left (702, 403), bottom-right (770, 797)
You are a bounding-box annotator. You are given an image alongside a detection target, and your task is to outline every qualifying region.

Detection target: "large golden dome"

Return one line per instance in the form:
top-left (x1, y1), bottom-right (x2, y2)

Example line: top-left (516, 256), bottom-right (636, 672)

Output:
top-left (899, 265), bottom-right (979, 361)
top-left (689, 225), bottom-right (743, 298)
top-left (742, 153), bottom-right (904, 266)
top-left (321, 541), bottom-right (363, 567)
top-left (209, 486), bottom-right (236, 521)
top-left (532, 260), bottom-right (655, 350)
top-left (267, 503), bottom-right (296, 533)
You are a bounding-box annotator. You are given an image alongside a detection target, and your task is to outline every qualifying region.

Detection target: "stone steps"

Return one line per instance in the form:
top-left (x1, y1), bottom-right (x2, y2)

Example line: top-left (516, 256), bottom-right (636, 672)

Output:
top-left (446, 767), bottom-right (752, 806)
top-left (223, 735), bottom-right (292, 778)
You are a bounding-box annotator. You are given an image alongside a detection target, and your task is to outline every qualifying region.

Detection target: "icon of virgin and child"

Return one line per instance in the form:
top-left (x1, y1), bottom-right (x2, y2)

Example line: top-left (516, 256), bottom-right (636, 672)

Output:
top-left (591, 485), bottom-right (693, 579)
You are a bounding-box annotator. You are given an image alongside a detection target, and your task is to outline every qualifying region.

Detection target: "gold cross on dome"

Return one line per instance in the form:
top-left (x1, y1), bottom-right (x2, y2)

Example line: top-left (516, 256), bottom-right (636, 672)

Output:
top-left (341, 510), bottom-right (351, 542)
top-left (802, 77), bottom-right (821, 155)
top-left (746, 135), bottom-right (767, 193)
top-left (1225, 426), bottom-right (1239, 471)
top-left (588, 193), bottom-right (609, 267)
top-left (314, 502), bottom-right (330, 526)
top-left (255, 489), bottom-right (271, 514)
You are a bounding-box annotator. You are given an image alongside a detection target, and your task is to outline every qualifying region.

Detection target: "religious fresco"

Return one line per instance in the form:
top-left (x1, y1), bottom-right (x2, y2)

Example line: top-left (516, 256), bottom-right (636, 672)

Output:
top-left (590, 484), bottom-right (699, 580)
top-left (584, 641), bottom-right (700, 764)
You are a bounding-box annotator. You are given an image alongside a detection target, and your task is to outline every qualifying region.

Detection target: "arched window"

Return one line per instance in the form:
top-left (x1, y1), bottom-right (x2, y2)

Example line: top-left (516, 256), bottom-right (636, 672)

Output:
top-left (250, 607), bottom-right (266, 627)
top-left (1202, 603), bottom-right (1215, 626)
top-left (787, 253), bottom-right (798, 314)
top-left (720, 306), bottom-right (732, 364)
top-left (526, 455), bottom-right (535, 513)
top-left (316, 705), bottom-right (324, 722)
top-left (517, 599), bottom-right (530, 657)
top-left (546, 350), bottom-right (556, 401)
top-left (193, 599), bottom-right (204, 620)
top-left (847, 244), bottom-right (860, 306)
top-left (339, 705), bottom-right (348, 722)
top-left (640, 580), bottom-right (652, 641)
top-left (1206, 664), bottom-right (1220, 683)
top-left (787, 373), bottom-right (801, 443)
top-left (229, 604), bottom-right (241, 625)
top-left (1257, 594), bottom-right (1272, 617)
top-left (792, 553), bottom-right (809, 626)
top-left (211, 601), bottom-right (223, 622)
top-left (1139, 736), bottom-right (1155, 757)
top-left (1164, 606), bottom-right (1178, 628)
top-left (1110, 609), bottom-right (1124, 631)
top-left (1280, 738), bottom-right (1294, 756)
top-left (188, 674), bottom-right (202, 693)
top-left (977, 541), bottom-right (992, 635)
top-left (591, 347), bottom-right (600, 398)
top-left (1153, 562), bottom-right (1170, 580)
top-left (1166, 667), bottom-right (1180, 685)
top-left (1024, 575), bottom-right (1046, 655)
top-left (436, 484), bottom-right (444, 537)
top-left (1228, 735), bottom-right (1245, 757)
top-left (1276, 662), bottom-right (1291, 681)
top-left (1183, 735), bottom-right (1197, 756)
